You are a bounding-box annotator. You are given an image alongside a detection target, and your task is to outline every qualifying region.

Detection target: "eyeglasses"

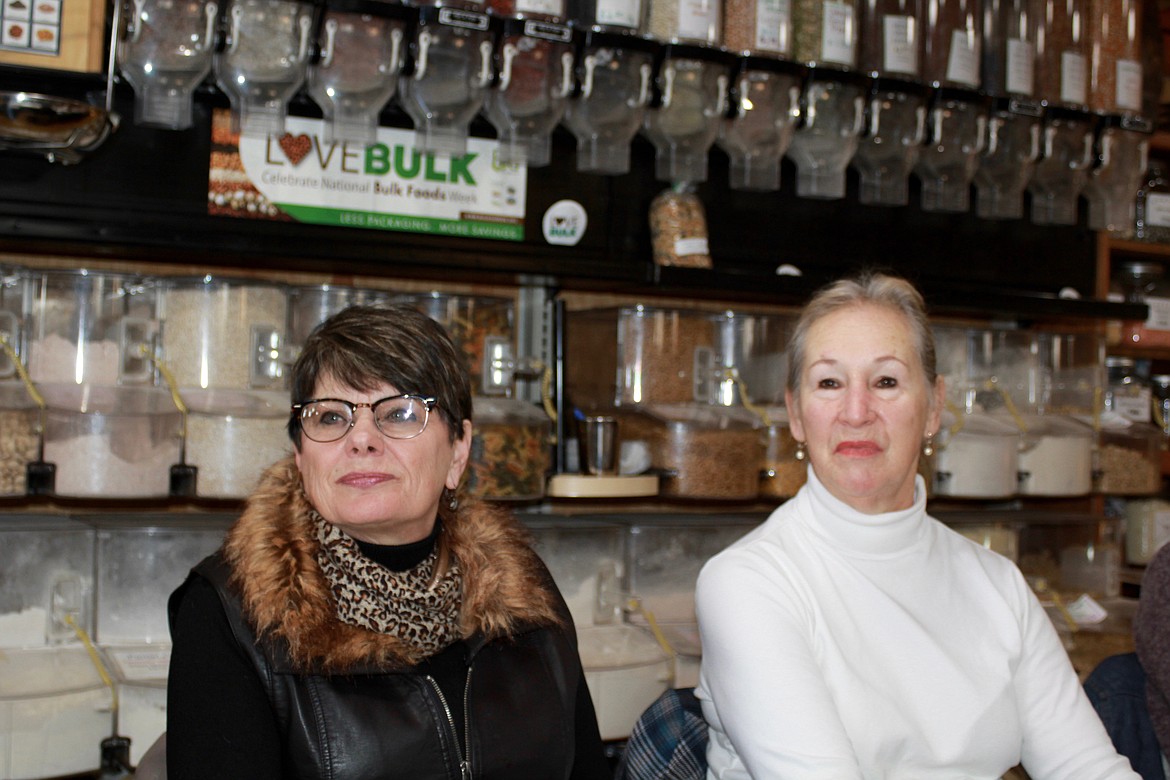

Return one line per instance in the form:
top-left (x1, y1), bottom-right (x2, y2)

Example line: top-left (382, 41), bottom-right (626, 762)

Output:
top-left (291, 394), bottom-right (437, 443)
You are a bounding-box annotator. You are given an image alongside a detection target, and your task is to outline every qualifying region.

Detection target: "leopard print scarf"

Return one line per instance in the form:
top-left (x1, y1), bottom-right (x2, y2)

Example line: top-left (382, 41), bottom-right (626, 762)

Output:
top-left (313, 513), bottom-right (463, 658)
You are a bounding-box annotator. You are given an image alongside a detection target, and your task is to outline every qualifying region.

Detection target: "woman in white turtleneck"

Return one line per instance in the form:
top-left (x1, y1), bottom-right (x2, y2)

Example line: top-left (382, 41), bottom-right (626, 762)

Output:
top-left (695, 271), bottom-right (1139, 780)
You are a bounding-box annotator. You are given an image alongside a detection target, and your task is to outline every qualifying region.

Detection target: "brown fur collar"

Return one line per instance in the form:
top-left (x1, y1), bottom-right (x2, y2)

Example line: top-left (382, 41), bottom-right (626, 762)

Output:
top-left (222, 457), bottom-right (562, 673)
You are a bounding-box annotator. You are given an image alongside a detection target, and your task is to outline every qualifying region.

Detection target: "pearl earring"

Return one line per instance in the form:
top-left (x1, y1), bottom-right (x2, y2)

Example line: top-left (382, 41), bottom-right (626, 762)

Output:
top-left (922, 434), bottom-right (934, 458)
top-left (794, 441), bottom-right (806, 461)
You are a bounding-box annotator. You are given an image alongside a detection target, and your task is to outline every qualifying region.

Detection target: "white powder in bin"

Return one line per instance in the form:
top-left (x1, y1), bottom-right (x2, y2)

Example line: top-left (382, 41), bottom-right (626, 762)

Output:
top-left (161, 283), bottom-right (288, 391)
top-left (28, 334), bottom-right (123, 386)
top-left (184, 389), bottom-right (292, 498)
top-left (1018, 434), bottom-right (1094, 495)
top-left (933, 433), bottom-right (1019, 497)
top-left (40, 385), bottom-right (182, 499)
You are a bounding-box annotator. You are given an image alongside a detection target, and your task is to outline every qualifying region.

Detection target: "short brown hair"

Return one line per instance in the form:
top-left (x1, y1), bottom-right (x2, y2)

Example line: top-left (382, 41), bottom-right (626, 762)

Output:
top-left (288, 304), bottom-right (473, 448)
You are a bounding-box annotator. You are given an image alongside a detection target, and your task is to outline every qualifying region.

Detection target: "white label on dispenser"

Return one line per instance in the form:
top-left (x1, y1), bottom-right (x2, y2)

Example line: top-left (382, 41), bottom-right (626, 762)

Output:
top-left (1147, 193), bottom-right (1170, 227)
top-left (820, 1), bottom-right (855, 67)
top-left (1006, 38), bottom-right (1035, 96)
top-left (882, 15), bottom-right (918, 76)
top-left (1060, 51), bottom-right (1087, 105)
top-left (755, 0), bottom-right (790, 54)
top-left (516, 0), bottom-right (563, 13)
top-left (1116, 58), bottom-right (1143, 111)
top-left (674, 237), bottom-right (710, 256)
top-left (1114, 390), bottom-right (1152, 421)
top-left (945, 28), bottom-right (980, 87)
top-left (677, 0), bottom-right (719, 43)
top-left (1146, 296), bottom-right (1170, 331)
top-left (596, 0), bottom-right (642, 27)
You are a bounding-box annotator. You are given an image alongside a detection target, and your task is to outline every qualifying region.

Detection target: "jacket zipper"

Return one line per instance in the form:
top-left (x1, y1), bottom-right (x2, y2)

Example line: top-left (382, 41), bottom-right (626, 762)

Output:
top-left (426, 667), bottom-right (474, 780)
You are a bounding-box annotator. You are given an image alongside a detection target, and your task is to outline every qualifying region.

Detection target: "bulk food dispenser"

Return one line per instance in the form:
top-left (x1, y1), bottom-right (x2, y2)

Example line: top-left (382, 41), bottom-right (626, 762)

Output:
top-left (851, 0), bottom-right (928, 206)
top-left (914, 0), bottom-right (988, 212)
top-left (481, 0), bottom-right (576, 167)
top-left (23, 270), bottom-right (179, 499)
top-left (562, 1), bottom-right (659, 174)
top-left (0, 264), bottom-right (27, 380)
top-left (564, 305), bottom-right (789, 500)
top-left (785, 0), bottom-right (866, 199)
top-left (973, 0), bottom-right (1042, 220)
top-left (88, 514), bottom-right (232, 766)
top-left (304, 0), bottom-right (413, 145)
top-left (641, 0), bottom-right (737, 183)
top-left (716, 0), bottom-right (803, 191)
top-left (1028, 0), bottom-right (1093, 224)
top-left (158, 276), bottom-right (290, 498)
top-left (396, 292), bottom-right (552, 500)
top-left (398, 0), bottom-right (495, 156)
top-left (0, 516), bottom-right (109, 780)
top-left (931, 324), bottom-right (1034, 498)
top-left (117, 0), bottom-right (219, 130)
top-left (1082, 0), bottom-right (1150, 233)
top-left (213, 0), bottom-right (317, 136)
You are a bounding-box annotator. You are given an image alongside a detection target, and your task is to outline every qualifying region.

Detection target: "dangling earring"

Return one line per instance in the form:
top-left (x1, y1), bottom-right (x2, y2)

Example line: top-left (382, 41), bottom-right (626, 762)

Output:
top-left (794, 441), bottom-right (806, 461)
top-left (922, 433), bottom-right (934, 458)
top-left (444, 487), bottom-right (459, 511)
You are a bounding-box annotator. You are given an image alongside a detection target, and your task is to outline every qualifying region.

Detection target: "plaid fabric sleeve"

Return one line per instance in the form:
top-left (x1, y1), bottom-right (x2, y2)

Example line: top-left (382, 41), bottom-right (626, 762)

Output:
top-left (615, 688), bottom-right (709, 780)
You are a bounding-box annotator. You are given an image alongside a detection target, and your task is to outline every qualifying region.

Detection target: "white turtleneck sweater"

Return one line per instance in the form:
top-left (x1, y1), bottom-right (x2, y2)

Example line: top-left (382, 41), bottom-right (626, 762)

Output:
top-left (695, 468), bottom-right (1139, 780)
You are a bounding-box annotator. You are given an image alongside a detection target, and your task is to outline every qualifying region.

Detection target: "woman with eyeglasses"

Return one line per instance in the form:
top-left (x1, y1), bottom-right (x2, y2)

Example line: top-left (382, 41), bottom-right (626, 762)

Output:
top-left (166, 304), bottom-right (610, 780)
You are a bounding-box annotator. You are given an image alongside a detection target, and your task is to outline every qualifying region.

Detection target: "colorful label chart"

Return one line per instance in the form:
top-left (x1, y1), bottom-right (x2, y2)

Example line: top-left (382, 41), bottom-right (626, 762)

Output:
top-left (1, 0), bottom-right (62, 56)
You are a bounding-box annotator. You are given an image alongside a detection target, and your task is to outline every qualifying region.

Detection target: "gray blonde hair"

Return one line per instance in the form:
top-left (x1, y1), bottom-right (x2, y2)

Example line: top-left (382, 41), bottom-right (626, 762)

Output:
top-left (786, 271), bottom-right (938, 398)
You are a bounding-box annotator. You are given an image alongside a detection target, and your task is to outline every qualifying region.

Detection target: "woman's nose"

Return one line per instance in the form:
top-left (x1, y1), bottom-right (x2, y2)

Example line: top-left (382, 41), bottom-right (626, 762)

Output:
top-left (841, 385), bottom-right (874, 424)
top-left (347, 409), bottom-right (384, 451)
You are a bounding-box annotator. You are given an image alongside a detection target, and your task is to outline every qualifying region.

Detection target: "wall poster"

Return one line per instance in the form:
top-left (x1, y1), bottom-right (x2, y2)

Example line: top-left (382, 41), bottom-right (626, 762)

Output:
top-left (208, 109), bottom-right (528, 242)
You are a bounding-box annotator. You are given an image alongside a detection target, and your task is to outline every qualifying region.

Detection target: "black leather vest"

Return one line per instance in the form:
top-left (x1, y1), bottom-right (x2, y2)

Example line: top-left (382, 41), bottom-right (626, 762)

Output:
top-left (192, 556), bottom-right (582, 780)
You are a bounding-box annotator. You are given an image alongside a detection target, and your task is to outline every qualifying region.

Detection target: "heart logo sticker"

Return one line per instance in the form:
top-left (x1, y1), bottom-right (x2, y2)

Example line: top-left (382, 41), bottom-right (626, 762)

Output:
top-left (278, 133), bottom-right (312, 166)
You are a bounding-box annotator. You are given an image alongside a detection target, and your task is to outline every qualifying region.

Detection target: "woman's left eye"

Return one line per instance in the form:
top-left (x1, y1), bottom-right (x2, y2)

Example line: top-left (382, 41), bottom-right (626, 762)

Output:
top-left (876, 376), bottom-right (898, 388)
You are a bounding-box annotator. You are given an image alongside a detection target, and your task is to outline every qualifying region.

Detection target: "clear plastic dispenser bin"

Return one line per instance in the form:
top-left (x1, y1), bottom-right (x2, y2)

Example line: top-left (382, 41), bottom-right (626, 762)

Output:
top-left (1014, 413), bottom-right (1095, 496)
top-left (565, 306), bottom-right (712, 407)
top-left (522, 517), bottom-right (626, 628)
top-left (913, 88), bottom-right (989, 212)
top-left (483, 13), bottom-right (576, 166)
top-left (717, 57), bottom-right (804, 191)
top-left (89, 514), bottom-right (233, 765)
top-left (760, 406), bottom-right (806, 499)
top-left (787, 69), bottom-right (868, 199)
top-left (0, 264), bottom-right (28, 380)
top-left (398, 2), bottom-right (495, 157)
top-left (213, 0), bottom-right (316, 136)
top-left (286, 284), bottom-right (391, 363)
top-left (39, 384), bottom-right (182, 498)
top-left (395, 292), bottom-right (516, 395)
top-left (26, 269), bottom-right (160, 387)
top-left (160, 277), bottom-right (289, 391)
top-left (0, 382), bottom-right (38, 497)
top-left (619, 403), bottom-right (764, 499)
top-left (1028, 106), bottom-right (1095, 225)
top-left (852, 78), bottom-right (928, 206)
top-left (974, 101), bottom-right (1042, 219)
top-left (0, 515), bottom-right (105, 779)
top-left (1085, 120), bottom-right (1150, 235)
top-left (305, 0), bottom-right (412, 145)
top-left (183, 389), bottom-right (291, 498)
top-left (642, 44), bottom-right (738, 183)
top-left (118, 0), bottom-right (219, 129)
top-left (974, 0), bottom-right (1043, 220)
top-left (932, 411), bottom-right (1021, 498)
top-left (1096, 416), bottom-right (1162, 495)
top-left (622, 515), bottom-right (764, 687)
top-left (465, 396), bottom-right (550, 500)
top-left (935, 325), bottom-right (1038, 416)
top-left (1038, 330), bottom-right (1104, 417)
top-left (563, 29), bottom-right (659, 174)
